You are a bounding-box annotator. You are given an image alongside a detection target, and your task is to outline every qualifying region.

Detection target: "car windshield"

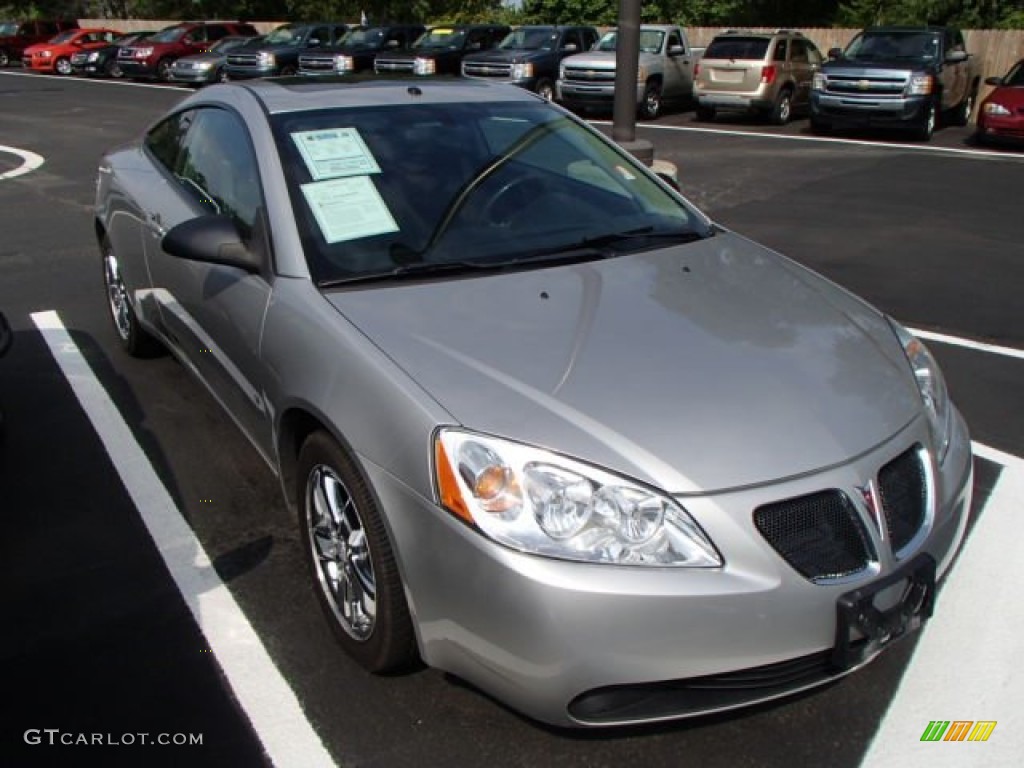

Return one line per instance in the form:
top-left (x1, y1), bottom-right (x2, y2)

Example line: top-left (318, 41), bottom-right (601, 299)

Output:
top-left (265, 25), bottom-right (305, 44)
top-left (704, 37), bottom-right (770, 60)
top-left (148, 26), bottom-right (187, 43)
top-left (271, 101), bottom-right (705, 285)
top-left (414, 28), bottom-right (466, 50)
top-left (0, 23), bottom-right (18, 35)
top-left (117, 32), bottom-right (149, 45)
top-left (1003, 61), bottom-right (1024, 86)
top-left (499, 27), bottom-right (557, 51)
top-left (50, 30), bottom-right (78, 44)
top-left (844, 31), bottom-right (940, 61)
top-left (595, 30), bottom-right (664, 54)
top-left (343, 28), bottom-right (384, 46)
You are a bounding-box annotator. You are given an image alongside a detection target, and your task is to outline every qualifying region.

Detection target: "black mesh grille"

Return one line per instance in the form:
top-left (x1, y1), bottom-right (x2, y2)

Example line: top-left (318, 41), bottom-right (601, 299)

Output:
top-left (878, 447), bottom-right (927, 553)
top-left (754, 491), bottom-right (872, 580)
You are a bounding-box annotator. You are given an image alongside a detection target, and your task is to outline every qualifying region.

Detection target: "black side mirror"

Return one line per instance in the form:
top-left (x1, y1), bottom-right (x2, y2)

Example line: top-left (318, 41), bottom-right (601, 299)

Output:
top-left (984, 75), bottom-right (1003, 86)
top-left (162, 215), bottom-right (260, 272)
top-left (828, 47), bottom-right (842, 59)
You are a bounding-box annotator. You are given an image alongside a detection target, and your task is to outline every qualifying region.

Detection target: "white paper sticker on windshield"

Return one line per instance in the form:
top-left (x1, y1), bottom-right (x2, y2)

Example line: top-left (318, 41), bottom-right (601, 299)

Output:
top-left (301, 176), bottom-right (398, 244)
top-left (292, 128), bottom-right (381, 180)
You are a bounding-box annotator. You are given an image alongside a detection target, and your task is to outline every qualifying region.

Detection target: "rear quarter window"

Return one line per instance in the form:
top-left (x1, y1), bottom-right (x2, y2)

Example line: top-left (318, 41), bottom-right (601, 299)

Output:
top-left (704, 37), bottom-right (770, 60)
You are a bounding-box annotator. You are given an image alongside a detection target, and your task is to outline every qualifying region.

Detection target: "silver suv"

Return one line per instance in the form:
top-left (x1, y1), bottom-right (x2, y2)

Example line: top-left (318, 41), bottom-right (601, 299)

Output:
top-left (694, 29), bottom-right (823, 124)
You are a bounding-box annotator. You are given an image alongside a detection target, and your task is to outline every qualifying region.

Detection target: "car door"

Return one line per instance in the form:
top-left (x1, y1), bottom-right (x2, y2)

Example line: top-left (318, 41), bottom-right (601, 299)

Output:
top-left (139, 107), bottom-right (275, 460)
top-left (663, 29), bottom-right (689, 100)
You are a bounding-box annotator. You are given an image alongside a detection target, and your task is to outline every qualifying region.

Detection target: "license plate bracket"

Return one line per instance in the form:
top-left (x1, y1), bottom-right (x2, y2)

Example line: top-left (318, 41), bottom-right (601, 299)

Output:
top-left (832, 554), bottom-right (936, 670)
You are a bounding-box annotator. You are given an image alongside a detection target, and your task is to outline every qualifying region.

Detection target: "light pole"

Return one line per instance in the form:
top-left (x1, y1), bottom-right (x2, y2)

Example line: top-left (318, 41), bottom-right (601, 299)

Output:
top-left (611, 0), bottom-right (653, 165)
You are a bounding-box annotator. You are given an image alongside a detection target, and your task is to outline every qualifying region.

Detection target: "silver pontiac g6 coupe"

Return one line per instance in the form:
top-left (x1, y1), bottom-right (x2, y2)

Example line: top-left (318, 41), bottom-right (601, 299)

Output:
top-left (95, 77), bottom-right (973, 727)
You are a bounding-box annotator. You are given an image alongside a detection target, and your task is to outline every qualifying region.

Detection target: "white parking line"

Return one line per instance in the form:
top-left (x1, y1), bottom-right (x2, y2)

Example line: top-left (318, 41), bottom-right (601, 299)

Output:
top-left (908, 327), bottom-right (1024, 362)
top-left (0, 69), bottom-right (189, 91)
top-left (860, 440), bottom-right (1024, 767)
top-left (0, 144), bottom-right (44, 179)
top-left (596, 120), bottom-right (1024, 160)
top-left (31, 310), bottom-right (334, 768)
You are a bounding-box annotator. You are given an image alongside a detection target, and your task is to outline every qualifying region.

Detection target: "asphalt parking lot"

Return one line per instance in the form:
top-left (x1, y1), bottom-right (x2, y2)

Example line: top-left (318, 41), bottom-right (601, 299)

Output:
top-left (1, 71), bottom-right (1022, 767)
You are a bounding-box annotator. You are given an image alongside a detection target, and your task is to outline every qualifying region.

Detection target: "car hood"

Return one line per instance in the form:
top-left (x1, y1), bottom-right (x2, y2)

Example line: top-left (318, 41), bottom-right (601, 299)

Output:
top-left (563, 51), bottom-right (618, 69)
top-left (325, 233), bottom-right (921, 493)
top-left (466, 48), bottom-right (549, 64)
top-left (826, 57), bottom-right (934, 72)
top-left (177, 51), bottom-right (224, 63)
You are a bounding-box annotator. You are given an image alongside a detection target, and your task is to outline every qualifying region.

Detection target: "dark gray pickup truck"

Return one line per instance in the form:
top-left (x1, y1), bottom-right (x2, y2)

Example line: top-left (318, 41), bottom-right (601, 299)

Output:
top-left (810, 26), bottom-right (980, 140)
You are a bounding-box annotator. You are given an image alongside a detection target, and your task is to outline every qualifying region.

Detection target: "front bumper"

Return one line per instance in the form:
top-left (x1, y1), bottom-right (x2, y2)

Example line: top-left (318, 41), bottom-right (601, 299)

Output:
top-left (22, 57), bottom-right (55, 72)
top-left (169, 67), bottom-right (217, 84)
top-left (116, 59), bottom-right (158, 78)
top-left (556, 81), bottom-right (644, 109)
top-left (373, 411), bottom-right (972, 727)
top-left (224, 65), bottom-right (279, 80)
top-left (811, 92), bottom-right (932, 127)
top-left (976, 113), bottom-right (1024, 144)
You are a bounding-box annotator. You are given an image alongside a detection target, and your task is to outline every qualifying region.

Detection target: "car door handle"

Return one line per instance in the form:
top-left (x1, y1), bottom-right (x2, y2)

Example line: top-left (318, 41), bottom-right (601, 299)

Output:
top-left (147, 211), bottom-right (166, 236)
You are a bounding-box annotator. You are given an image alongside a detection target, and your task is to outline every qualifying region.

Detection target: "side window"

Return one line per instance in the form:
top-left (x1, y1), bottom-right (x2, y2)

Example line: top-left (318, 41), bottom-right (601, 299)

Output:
top-left (466, 30), bottom-right (488, 51)
top-left (668, 31), bottom-right (682, 51)
top-left (790, 39), bottom-right (807, 64)
top-left (774, 39), bottom-right (788, 62)
top-left (206, 26), bottom-right (229, 42)
top-left (585, 28), bottom-right (599, 50)
top-left (563, 30), bottom-right (582, 51)
top-left (310, 27), bottom-right (330, 45)
top-left (145, 110), bottom-right (194, 174)
top-left (175, 109), bottom-right (264, 242)
top-left (807, 42), bottom-right (823, 65)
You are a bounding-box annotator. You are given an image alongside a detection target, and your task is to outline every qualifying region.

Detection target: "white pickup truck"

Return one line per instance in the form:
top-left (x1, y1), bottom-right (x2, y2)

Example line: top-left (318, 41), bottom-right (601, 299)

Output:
top-left (556, 25), bottom-right (702, 119)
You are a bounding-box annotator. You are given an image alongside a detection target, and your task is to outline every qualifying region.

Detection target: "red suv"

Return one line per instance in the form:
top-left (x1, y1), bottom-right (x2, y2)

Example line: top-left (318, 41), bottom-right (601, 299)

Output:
top-left (0, 19), bottom-right (78, 67)
top-left (116, 21), bottom-right (258, 81)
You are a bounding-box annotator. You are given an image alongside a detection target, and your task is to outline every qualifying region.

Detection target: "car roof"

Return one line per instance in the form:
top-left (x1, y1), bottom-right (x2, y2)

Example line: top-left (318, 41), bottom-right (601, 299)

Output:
top-left (227, 77), bottom-right (541, 115)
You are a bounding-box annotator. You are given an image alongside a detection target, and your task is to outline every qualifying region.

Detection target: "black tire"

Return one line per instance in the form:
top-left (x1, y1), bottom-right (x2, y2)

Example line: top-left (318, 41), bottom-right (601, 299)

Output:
top-left (638, 80), bottom-right (662, 120)
top-left (695, 104), bottom-right (715, 122)
top-left (218, 68), bottom-right (230, 83)
top-left (770, 88), bottom-right (793, 125)
top-left (279, 64), bottom-right (297, 76)
top-left (54, 57), bottom-right (72, 76)
top-left (156, 57), bottom-right (173, 81)
top-left (913, 100), bottom-right (937, 141)
top-left (101, 236), bottom-right (163, 357)
top-left (104, 58), bottom-right (123, 78)
top-left (534, 78), bottom-right (555, 101)
top-left (954, 85), bottom-right (977, 127)
top-left (297, 431), bottom-right (417, 673)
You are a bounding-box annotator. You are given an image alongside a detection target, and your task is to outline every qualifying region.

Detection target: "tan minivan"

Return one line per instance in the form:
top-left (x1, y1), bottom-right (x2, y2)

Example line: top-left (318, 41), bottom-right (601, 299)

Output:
top-left (694, 29), bottom-right (823, 124)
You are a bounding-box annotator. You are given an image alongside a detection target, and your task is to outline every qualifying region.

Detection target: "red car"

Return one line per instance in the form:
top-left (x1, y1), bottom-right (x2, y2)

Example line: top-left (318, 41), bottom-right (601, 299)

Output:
top-left (976, 59), bottom-right (1024, 147)
top-left (22, 28), bottom-right (119, 74)
top-left (116, 21), bottom-right (259, 81)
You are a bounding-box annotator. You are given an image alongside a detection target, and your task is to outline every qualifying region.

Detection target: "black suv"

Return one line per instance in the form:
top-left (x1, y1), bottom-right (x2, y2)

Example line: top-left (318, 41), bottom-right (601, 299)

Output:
top-left (462, 26), bottom-right (599, 101)
top-left (225, 22), bottom-right (348, 79)
top-left (298, 24), bottom-right (425, 76)
top-left (374, 24), bottom-right (509, 76)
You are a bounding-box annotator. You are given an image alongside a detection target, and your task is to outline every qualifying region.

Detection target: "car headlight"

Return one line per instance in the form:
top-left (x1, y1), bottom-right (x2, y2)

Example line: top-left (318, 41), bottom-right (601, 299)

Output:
top-left (41, 50), bottom-right (53, 58)
top-left (87, 51), bottom-right (99, 62)
top-left (511, 62), bottom-right (533, 79)
top-left (812, 72), bottom-right (826, 91)
top-left (982, 102), bottom-right (1011, 116)
top-left (258, 51), bottom-right (276, 66)
top-left (559, 63), bottom-right (566, 80)
top-left (136, 47), bottom-right (153, 58)
top-left (196, 61), bottom-right (213, 71)
top-left (413, 57), bottom-right (435, 75)
top-left (906, 74), bottom-right (934, 96)
top-left (334, 54), bottom-right (353, 72)
top-left (888, 320), bottom-right (952, 461)
top-left (434, 429), bottom-right (722, 567)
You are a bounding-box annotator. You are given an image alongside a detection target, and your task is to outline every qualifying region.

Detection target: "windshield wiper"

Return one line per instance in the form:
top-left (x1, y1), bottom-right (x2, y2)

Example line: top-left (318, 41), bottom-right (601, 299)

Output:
top-left (317, 260), bottom-right (500, 288)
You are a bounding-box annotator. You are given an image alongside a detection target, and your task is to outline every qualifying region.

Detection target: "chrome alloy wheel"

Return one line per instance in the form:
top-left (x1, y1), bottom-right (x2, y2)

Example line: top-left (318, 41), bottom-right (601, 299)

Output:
top-left (306, 464), bottom-right (377, 640)
top-left (103, 252), bottom-right (132, 342)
